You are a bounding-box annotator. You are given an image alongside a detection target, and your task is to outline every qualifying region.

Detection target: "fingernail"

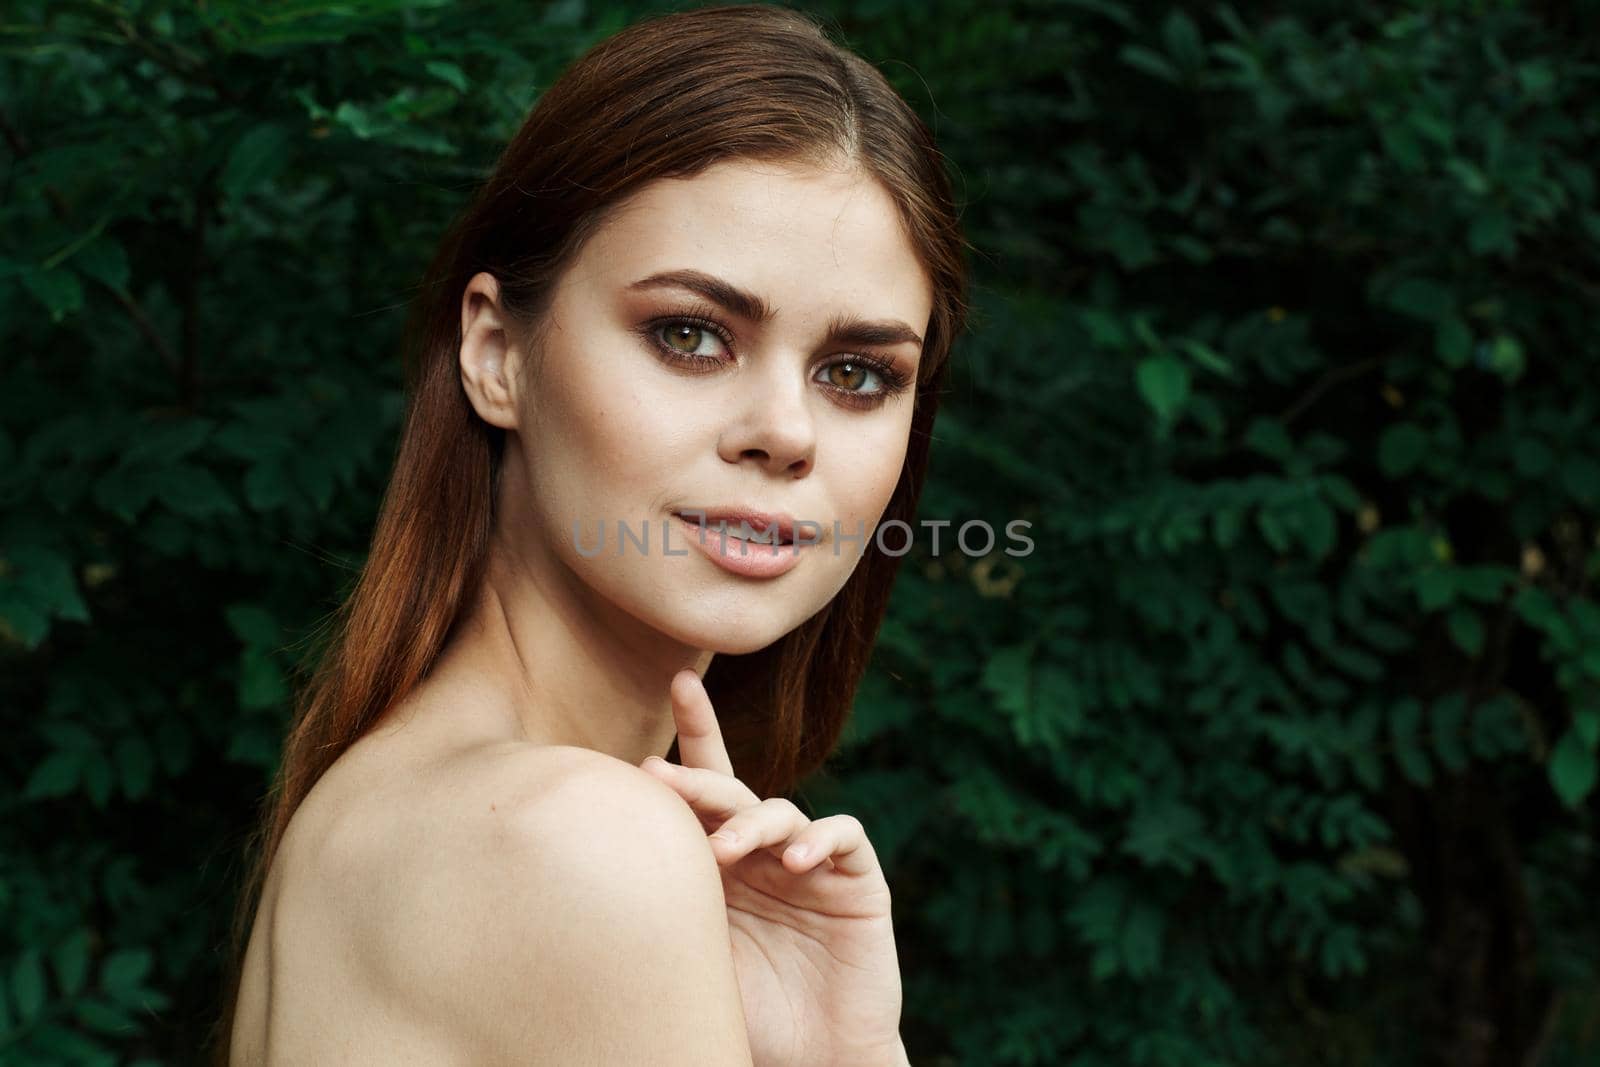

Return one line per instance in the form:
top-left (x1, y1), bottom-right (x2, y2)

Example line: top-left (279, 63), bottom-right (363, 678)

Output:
top-left (644, 756), bottom-right (672, 771)
top-left (785, 843), bottom-right (811, 862)
top-left (710, 829), bottom-right (739, 845)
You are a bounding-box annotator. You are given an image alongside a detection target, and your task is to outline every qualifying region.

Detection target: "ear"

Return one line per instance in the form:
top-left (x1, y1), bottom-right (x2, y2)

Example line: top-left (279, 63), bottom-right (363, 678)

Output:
top-left (459, 271), bottom-right (520, 431)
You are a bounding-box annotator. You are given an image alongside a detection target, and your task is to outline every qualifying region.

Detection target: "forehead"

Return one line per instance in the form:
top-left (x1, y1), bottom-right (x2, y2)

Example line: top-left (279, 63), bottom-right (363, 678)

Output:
top-left (571, 159), bottom-right (933, 331)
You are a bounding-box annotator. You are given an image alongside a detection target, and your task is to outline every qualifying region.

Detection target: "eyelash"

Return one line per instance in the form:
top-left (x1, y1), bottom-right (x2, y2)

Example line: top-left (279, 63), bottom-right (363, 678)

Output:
top-left (635, 304), bottom-right (914, 411)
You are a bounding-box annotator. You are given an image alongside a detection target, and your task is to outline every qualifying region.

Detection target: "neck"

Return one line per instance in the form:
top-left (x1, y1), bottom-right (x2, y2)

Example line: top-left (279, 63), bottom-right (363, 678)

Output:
top-left (429, 524), bottom-right (712, 768)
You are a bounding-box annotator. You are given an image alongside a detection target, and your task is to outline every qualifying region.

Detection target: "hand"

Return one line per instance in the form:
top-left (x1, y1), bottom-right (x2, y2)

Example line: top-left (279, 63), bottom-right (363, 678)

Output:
top-left (640, 669), bottom-right (905, 1067)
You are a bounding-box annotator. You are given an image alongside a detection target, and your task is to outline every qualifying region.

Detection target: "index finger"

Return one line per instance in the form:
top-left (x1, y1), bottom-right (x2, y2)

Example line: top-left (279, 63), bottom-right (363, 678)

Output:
top-left (669, 668), bottom-right (736, 777)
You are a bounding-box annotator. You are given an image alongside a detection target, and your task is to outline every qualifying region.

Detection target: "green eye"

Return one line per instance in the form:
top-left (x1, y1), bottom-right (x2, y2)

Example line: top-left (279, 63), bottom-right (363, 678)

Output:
top-left (662, 323), bottom-right (711, 355)
top-left (639, 312), bottom-right (913, 411)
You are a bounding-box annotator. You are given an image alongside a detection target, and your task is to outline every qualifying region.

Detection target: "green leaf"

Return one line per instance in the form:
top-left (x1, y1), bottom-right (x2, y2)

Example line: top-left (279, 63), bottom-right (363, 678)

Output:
top-left (0, 597), bottom-right (51, 648)
top-left (4, 544), bottom-right (91, 626)
top-left (1119, 44), bottom-right (1180, 83)
top-left (1549, 727), bottom-right (1597, 808)
top-left (1135, 356), bottom-right (1190, 424)
top-left (333, 100), bottom-right (382, 139)
top-left (1034, 664), bottom-right (1088, 741)
top-left (1471, 695), bottom-right (1527, 759)
top-left (1407, 108), bottom-right (1453, 148)
top-left (1417, 568), bottom-right (1456, 612)
top-left (93, 464), bottom-right (162, 522)
top-left (1469, 211), bottom-right (1514, 256)
top-left (981, 643), bottom-right (1032, 716)
top-left (423, 59), bottom-right (469, 92)
top-left (24, 750), bottom-right (83, 799)
top-left (1351, 748), bottom-right (1384, 792)
top-left (1446, 158), bottom-right (1491, 195)
top-left (225, 723), bottom-right (282, 770)
top-left (154, 464), bottom-right (236, 519)
top-left (114, 736), bottom-right (154, 800)
top-left (52, 929), bottom-right (93, 997)
top-left (225, 603), bottom-right (281, 646)
top-left (1577, 708), bottom-right (1600, 748)
top-left (1517, 59), bottom-right (1555, 95)
top-left (1068, 878), bottom-right (1127, 966)
top-left (1123, 796), bottom-right (1206, 873)
top-left (839, 671), bottom-right (917, 747)
top-left (1512, 438), bottom-right (1554, 476)
top-left (1255, 506), bottom-right (1291, 553)
top-left (121, 417), bottom-right (216, 467)
top-left (1560, 454), bottom-right (1600, 506)
top-left (1435, 316), bottom-right (1472, 368)
top-left (1379, 122), bottom-right (1424, 172)
top-left (1446, 609), bottom-right (1484, 656)
top-left (239, 646), bottom-right (289, 709)
top-left (1244, 418), bottom-right (1293, 463)
top-left (101, 948), bottom-right (152, 996)
top-left (22, 267), bottom-right (85, 322)
top-left (1513, 586), bottom-right (1565, 633)
top-left (74, 997), bottom-right (138, 1036)
top-left (244, 459), bottom-right (296, 512)
top-left (1292, 497), bottom-right (1338, 560)
top-left (1175, 337), bottom-right (1235, 379)
top-left (1383, 278), bottom-right (1453, 322)
top-left (75, 237), bottom-right (131, 292)
top-left (1160, 10), bottom-right (1205, 72)
top-left (214, 421), bottom-right (291, 461)
top-left (1211, 507), bottom-right (1244, 548)
top-left (83, 750), bottom-right (114, 808)
top-left (1377, 423), bottom-right (1429, 477)
top-left (1103, 213), bottom-right (1158, 270)
top-left (1120, 899), bottom-right (1166, 978)
top-left (1319, 925), bottom-right (1366, 978)
top-left (10, 950), bottom-right (46, 1021)
top-left (1078, 309), bottom-right (1126, 348)
top-left (221, 124), bottom-right (292, 202)
top-left (1486, 335), bottom-right (1525, 381)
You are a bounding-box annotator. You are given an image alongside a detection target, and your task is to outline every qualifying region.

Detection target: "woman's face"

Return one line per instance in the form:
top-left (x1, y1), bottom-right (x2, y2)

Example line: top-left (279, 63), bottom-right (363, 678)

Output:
top-left (461, 157), bottom-right (933, 655)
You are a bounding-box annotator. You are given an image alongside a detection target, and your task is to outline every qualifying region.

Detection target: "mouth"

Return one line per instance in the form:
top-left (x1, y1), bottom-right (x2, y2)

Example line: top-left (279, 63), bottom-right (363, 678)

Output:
top-left (672, 508), bottom-right (800, 546)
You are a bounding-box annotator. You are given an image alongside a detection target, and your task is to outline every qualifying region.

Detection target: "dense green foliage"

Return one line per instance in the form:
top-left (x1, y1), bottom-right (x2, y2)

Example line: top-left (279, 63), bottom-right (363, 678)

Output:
top-left (2, 1), bottom-right (1597, 1064)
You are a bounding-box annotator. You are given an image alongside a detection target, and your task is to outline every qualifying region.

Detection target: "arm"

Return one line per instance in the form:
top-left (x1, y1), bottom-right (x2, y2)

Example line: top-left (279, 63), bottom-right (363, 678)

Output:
top-left (374, 752), bottom-right (754, 1066)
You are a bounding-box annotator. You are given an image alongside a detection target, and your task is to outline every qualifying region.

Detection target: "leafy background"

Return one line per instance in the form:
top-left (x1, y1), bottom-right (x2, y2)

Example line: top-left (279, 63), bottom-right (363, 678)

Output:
top-left (3, 0), bottom-right (1598, 1064)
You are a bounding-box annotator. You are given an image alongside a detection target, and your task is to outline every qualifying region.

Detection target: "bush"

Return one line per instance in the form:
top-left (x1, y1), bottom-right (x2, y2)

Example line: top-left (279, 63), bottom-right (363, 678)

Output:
top-left (2, 2), bottom-right (1596, 1064)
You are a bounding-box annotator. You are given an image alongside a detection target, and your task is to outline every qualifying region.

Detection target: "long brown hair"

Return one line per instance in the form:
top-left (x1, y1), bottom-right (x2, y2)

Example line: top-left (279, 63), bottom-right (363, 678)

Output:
top-left (209, 3), bottom-right (968, 1061)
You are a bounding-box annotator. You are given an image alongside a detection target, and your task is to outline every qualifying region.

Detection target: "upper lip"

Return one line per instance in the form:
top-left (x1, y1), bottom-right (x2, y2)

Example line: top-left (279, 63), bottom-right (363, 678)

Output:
top-left (673, 506), bottom-right (803, 544)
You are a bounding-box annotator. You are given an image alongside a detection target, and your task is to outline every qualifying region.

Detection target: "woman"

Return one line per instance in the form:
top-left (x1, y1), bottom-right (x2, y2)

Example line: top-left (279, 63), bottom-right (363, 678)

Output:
top-left (213, 3), bottom-right (969, 1064)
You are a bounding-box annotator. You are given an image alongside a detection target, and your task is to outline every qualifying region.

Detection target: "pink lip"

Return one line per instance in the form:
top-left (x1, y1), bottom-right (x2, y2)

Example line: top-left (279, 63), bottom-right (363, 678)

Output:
top-left (671, 511), bottom-right (816, 579)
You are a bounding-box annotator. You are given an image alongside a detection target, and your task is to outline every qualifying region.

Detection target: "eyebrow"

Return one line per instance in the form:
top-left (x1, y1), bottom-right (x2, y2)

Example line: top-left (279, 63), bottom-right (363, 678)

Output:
top-left (627, 269), bottom-right (924, 351)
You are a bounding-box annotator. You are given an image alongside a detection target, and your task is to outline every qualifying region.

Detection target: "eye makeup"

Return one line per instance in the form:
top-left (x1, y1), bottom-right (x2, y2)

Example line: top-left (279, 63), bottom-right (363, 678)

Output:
top-left (632, 300), bottom-right (915, 412)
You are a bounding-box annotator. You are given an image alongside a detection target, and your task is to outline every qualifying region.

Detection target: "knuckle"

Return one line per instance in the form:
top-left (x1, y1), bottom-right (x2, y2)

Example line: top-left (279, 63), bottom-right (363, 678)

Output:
top-left (763, 797), bottom-right (805, 821)
top-left (829, 812), bottom-right (865, 835)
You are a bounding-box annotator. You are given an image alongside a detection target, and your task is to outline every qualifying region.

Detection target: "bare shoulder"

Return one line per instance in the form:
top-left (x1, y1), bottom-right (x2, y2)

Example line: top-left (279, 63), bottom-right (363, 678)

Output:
top-left (321, 741), bottom-right (752, 1066)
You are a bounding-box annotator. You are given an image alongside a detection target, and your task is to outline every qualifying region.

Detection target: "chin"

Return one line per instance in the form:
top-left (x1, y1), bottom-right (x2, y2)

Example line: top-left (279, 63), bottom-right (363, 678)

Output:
top-left (680, 616), bottom-right (791, 657)
top-left (647, 595), bottom-right (808, 657)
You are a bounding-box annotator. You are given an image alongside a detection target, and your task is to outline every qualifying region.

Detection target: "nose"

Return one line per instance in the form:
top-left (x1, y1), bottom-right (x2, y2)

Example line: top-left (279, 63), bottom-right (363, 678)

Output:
top-left (716, 361), bottom-right (816, 478)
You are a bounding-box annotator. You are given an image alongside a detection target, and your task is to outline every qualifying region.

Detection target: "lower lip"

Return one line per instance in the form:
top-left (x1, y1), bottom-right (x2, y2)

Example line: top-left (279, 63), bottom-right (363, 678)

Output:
top-left (672, 514), bottom-right (814, 578)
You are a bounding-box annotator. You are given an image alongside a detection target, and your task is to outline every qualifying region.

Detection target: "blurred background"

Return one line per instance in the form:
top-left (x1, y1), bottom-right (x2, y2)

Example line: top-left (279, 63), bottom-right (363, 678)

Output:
top-left (3, 1), bottom-right (1599, 1064)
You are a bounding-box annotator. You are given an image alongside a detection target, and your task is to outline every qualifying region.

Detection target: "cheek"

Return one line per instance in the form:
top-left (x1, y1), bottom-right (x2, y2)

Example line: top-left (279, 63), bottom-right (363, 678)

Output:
top-left (835, 417), bottom-right (911, 523)
top-left (533, 350), bottom-right (689, 509)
